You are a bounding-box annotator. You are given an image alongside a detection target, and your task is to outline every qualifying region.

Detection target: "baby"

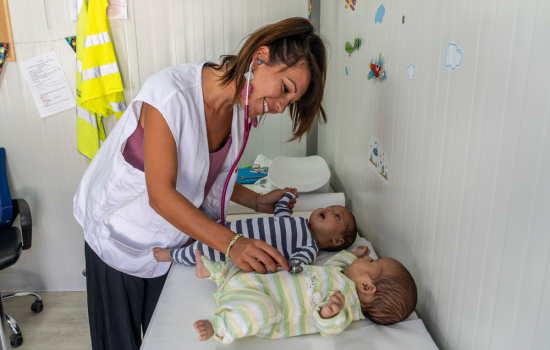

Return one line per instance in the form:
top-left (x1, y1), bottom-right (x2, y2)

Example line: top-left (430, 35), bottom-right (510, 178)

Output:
top-left (192, 246), bottom-right (417, 343)
top-left (153, 191), bottom-right (357, 266)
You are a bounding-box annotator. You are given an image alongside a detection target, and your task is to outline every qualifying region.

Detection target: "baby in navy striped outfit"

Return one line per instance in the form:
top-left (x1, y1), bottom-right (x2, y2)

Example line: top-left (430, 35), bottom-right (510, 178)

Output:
top-left (152, 191), bottom-right (357, 266)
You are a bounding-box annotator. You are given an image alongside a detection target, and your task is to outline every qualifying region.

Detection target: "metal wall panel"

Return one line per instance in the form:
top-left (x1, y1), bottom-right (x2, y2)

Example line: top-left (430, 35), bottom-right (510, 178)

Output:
top-left (318, 1), bottom-right (550, 349)
top-left (0, 0), bottom-right (307, 292)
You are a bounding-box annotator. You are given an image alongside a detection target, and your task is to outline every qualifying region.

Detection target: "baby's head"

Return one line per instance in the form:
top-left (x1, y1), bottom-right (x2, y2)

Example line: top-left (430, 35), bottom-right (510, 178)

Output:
top-left (309, 206), bottom-right (356, 251)
top-left (342, 255), bottom-right (417, 325)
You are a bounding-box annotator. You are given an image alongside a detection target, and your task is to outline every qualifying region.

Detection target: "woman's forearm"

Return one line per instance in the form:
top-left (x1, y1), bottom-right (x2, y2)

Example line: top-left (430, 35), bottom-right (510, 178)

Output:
top-left (150, 188), bottom-right (235, 253)
top-left (230, 182), bottom-right (258, 211)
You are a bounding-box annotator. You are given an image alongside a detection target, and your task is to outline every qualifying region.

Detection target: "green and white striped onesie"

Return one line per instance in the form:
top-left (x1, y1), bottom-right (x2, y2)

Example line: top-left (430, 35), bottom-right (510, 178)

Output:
top-left (202, 251), bottom-right (365, 344)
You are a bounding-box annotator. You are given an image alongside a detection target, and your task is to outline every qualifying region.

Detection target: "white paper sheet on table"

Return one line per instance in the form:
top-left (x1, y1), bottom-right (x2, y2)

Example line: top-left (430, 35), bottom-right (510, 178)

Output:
top-left (19, 52), bottom-right (76, 119)
top-left (142, 234), bottom-right (438, 350)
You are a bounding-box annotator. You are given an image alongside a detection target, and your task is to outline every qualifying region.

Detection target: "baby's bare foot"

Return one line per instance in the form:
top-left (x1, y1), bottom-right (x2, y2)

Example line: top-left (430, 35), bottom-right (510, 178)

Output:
top-left (152, 247), bottom-right (173, 262)
top-left (195, 250), bottom-right (210, 279)
top-left (193, 319), bottom-right (214, 341)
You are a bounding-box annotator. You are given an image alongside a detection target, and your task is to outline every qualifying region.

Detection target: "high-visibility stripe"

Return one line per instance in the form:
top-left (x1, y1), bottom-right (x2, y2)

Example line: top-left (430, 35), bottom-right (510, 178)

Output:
top-left (81, 62), bottom-right (120, 82)
top-left (109, 101), bottom-right (127, 113)
top-left (84, 31), bottom-right (111, 48)
top-left (77, 106), bottom-right (98, 128)
top-left (76, 0), bottom-right (125, 160)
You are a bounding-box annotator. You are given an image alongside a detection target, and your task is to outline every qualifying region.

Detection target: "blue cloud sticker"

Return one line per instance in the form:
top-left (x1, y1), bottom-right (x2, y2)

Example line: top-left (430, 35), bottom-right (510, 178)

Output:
top-left (345, 66), bottom-right (348, 76)
top-left (445, 43), bottom-right (462, 70)
top-left (406, 64), bottom-right (415, 81)
top-left (375, 4), bottom-right (385, 24)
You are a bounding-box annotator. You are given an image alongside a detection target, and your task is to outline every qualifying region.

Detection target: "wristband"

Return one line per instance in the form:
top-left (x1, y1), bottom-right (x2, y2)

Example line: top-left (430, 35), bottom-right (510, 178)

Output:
top-left (225, 234), bottom-right (243, 259)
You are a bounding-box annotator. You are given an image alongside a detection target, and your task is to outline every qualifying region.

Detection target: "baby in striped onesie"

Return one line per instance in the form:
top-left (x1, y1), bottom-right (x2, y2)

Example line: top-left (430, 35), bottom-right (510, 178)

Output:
top-left (153, 191), bottom-right (357, 266)
top-left (192, 245), bottom-right (417, 343)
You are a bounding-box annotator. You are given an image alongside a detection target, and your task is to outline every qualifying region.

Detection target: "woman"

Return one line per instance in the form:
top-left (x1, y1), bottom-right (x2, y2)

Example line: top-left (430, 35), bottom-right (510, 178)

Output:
top-left (73, 17), bottom-right (327, 350)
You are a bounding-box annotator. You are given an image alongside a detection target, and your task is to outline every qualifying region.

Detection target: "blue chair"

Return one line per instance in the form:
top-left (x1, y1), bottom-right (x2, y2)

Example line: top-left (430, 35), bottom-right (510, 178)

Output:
top-left (0, 148), bottom-right (42, 348)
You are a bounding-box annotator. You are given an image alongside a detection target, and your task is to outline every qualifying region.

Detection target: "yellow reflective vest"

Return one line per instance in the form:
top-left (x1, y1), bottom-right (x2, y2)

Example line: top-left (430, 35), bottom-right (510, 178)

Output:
top-left (76, 0), bottom-right (126, 160)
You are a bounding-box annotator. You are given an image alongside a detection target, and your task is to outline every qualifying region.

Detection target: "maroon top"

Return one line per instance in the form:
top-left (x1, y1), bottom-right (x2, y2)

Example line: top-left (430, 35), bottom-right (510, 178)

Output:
top-left (122, 123), bottom-right (232, 200)
top-left (122, 122), bottom-right (145, 172)
top-left (204, 136), bottom-right (232, 199)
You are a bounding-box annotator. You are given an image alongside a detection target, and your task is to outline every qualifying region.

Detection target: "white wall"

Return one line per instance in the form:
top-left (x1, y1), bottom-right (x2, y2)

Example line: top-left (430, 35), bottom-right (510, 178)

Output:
top-left (318, 1), bottom-right (550, 349)
top-left (0, 0), bottom-right (307, 292)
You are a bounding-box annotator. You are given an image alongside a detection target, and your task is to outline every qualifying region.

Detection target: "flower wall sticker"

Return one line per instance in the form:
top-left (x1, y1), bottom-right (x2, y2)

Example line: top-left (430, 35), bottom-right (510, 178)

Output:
top-left (406, 64), bottom-right (415, 81)
top-left (445, 43), bottom-right (463, 70)
top-left (375, 3), bottom-right (385, 24)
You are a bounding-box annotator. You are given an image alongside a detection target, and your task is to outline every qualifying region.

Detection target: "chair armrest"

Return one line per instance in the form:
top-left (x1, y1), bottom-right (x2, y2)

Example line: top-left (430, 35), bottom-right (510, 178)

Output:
top-left (12, 199), bottom-right (32, 250)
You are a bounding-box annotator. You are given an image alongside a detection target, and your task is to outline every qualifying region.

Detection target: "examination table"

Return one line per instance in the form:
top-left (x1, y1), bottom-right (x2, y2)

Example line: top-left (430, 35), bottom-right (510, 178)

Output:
top-left (141, 210), bottom-right (438, 350)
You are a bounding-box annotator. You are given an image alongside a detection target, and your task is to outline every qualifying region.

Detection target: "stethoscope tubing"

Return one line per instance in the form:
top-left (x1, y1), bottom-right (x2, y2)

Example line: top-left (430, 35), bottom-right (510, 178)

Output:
top-left (219, 60), bottom-right (255, 226)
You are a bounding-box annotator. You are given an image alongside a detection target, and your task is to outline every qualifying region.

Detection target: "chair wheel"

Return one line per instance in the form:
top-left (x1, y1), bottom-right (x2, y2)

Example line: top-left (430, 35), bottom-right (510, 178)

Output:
top-left (31, 300), bottom-right (43, 313)
top-left (10, 333), bottom-right (23, 348)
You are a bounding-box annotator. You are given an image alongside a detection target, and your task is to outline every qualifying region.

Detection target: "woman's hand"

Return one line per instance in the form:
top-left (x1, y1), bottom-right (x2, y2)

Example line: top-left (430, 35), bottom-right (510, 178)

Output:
top-left (228, 237), bottom-right (289, 273)
top-left (257, 187), bottom-right (299, 214)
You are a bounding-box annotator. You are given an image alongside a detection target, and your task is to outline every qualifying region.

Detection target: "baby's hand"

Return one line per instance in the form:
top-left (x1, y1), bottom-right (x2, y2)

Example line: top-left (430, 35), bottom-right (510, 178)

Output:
top-left (350, 246), bottom-right (370, 259)
top-left (319, 290), bottom-right (345, 319)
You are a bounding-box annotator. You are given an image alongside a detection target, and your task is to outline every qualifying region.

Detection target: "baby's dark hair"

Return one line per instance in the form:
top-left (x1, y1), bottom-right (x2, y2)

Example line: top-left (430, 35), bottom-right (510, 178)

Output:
top-left (323, 210), bottom-right (357, 252)
top-left (362, 259), bottom-right (417, 325)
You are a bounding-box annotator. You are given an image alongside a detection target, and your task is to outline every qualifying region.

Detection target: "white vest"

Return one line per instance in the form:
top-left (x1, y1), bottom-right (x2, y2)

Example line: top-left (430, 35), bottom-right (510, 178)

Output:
top-left (74, 62), bottom-right (245, 278)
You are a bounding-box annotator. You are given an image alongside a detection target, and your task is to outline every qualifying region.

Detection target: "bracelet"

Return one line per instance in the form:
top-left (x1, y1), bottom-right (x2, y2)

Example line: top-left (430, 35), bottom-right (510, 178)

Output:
top-left (225, 234), bottom-right (243, 259)
top-left (255, 193), bottom-right (259, 212)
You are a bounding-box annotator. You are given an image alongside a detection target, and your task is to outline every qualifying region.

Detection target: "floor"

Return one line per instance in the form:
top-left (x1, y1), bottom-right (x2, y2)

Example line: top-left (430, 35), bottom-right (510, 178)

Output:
top-left (2, 292), bottom-right (91, 350)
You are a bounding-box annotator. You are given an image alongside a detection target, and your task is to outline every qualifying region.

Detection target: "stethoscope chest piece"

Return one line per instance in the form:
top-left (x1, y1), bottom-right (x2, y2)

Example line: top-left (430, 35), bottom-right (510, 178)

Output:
top-left (288, 259), bottom-right (303, 274)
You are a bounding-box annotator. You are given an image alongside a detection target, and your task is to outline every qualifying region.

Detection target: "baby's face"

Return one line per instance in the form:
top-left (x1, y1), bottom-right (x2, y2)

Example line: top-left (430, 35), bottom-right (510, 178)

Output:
top-left (342, 256), bottom-right (399, 286)
top-left (309, 205), bottom-right (353, 239)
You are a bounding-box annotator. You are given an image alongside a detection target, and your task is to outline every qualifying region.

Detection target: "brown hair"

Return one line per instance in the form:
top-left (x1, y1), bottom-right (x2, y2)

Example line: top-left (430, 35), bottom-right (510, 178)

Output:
top-left (362, 260), bottom-right (417, 325)
top-left (214, 17), bottom-right (327, 141)
top-left (323, 210), bottom-right (357, 252)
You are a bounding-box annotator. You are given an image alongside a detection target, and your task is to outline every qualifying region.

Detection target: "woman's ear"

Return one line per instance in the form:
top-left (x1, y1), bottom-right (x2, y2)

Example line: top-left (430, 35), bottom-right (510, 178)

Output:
top-left (360, 282), bottom-right (376, 296)
top-left (255, 46), bottom-right (271, 64)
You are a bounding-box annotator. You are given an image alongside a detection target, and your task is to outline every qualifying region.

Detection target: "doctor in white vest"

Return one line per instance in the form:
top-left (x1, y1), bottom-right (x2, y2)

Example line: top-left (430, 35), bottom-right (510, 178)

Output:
top-left (73, 17), bottom-right (327, 350)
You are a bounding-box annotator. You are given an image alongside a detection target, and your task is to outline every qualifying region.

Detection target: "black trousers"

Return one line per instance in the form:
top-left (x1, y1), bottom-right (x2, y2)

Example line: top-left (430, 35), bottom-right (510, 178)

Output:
top-left (85, 242), bottom-right (169, 350)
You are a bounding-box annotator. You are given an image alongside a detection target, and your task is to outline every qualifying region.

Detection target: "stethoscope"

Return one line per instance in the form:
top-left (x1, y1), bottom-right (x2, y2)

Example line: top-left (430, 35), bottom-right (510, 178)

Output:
top-left (217, 61), bottom-right (303, 275)
top-left (219, 60), bottom-right (256, 227)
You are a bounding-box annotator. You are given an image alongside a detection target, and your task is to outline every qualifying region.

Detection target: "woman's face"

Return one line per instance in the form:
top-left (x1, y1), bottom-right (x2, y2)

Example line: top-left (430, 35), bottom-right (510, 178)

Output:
top-left (243, 57), bottom-right (311, 118)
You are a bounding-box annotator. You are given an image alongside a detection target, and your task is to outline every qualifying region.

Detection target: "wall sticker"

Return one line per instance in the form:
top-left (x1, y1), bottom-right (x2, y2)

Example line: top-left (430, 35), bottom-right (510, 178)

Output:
top-left (406, 63), bottom-right (415, 81)
top-left (368, 136), bottom-right (389, 185)
top-left (445, 42), bottom-right (463, 70)
top-left (345, 38), bottom-right (361, 56)
top-left (368, 54), bottom-right (386, 81)
top-left (345, 0), bottom-right (356, 11)
top-left (375, 3), bottom-right (385, 24)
